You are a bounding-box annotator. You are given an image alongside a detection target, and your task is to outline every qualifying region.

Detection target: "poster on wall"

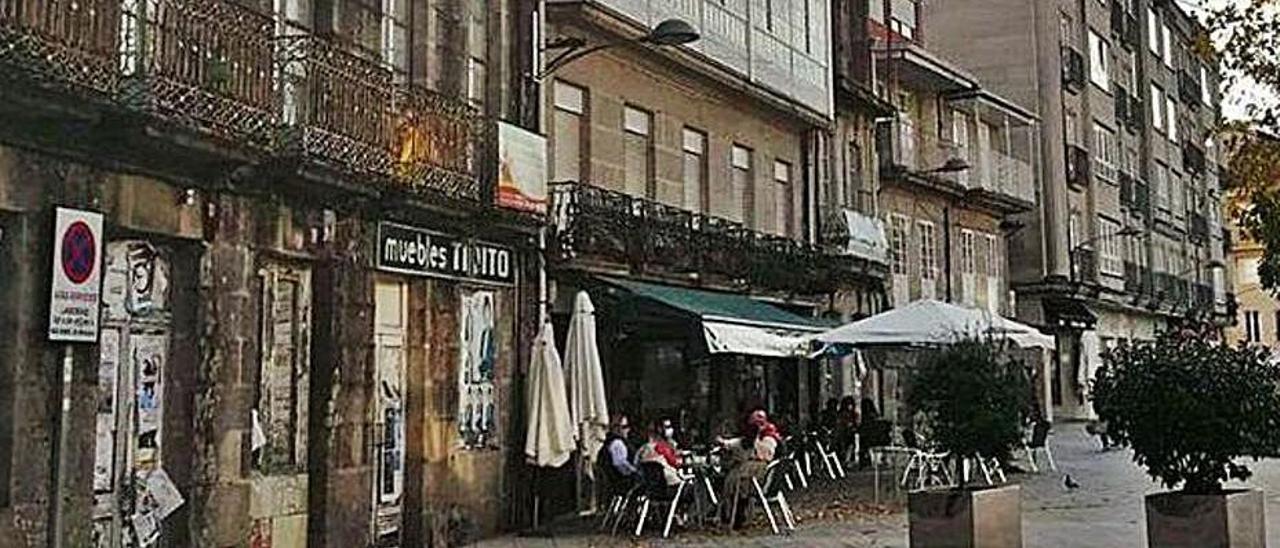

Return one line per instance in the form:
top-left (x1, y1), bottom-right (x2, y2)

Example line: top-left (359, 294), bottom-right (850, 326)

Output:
top-left (458, 291), bottom-right (497, 449)
top-left (48, 207), bottom-right (104, 342)
top-left (496, 121), bottom-right (548, 214)
top-left (93, 329), bottom-right (120, 493)
top-left (133, 333), bottom-right (167, 463)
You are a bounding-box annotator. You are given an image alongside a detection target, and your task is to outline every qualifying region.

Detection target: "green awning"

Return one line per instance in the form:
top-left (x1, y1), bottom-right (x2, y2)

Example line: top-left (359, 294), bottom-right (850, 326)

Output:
top-left (600, 277), bottom-right (832, 332)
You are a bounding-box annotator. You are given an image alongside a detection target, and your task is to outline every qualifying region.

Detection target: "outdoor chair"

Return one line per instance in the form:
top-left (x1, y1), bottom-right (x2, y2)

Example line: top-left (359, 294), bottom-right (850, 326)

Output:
top-left (1024, 420), bottom-right (1058, 473)
top-left (599, 475), bottom-right (641, 534)
top-left (632, 462), bottom-right (690, 538)
top-left (812, 435), bottom-right (846, 480)
top-left (751, 459), bottom-right (798, 535)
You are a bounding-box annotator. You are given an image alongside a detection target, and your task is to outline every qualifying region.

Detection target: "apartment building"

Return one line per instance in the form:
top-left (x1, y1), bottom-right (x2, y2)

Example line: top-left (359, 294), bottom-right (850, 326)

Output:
top-left (1223, 130), bottom-right (1277, 349)
top-left (925, 0), bottom-right (1231, 419)
top-left (0, 1), bottom-right (538, 546)
top-left (835, 1), bottom-right (1039, 315)
top-left (541, 0), bottom-right (888, 488)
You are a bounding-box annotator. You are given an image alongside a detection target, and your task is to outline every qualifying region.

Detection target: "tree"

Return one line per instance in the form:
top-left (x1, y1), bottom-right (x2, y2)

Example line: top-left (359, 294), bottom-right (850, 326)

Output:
top-left (907, 340), bottom-right (1031, 488)
top-left (1206, 1), bottom-right (1280, 292)
top-left (1091, 329), bottom-right (1280, 493)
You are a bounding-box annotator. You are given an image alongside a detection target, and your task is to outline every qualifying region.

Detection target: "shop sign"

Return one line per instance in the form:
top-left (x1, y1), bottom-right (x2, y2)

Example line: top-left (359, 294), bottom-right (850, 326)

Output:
top-left (49, 206), bottom-right (104, 342)
top-left (376, 222), bottom-right (515, 286)
top-left (496, 121), bottom-right (547, 214)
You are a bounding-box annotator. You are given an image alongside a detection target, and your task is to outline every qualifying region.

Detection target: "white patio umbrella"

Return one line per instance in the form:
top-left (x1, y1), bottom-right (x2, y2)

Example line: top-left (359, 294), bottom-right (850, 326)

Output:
top-left (524, 321), bottom-right (574, 468)
top-left (564, 291), bottom-right (609, 479)
top-left (815, 299), bottom-right (1053, 349)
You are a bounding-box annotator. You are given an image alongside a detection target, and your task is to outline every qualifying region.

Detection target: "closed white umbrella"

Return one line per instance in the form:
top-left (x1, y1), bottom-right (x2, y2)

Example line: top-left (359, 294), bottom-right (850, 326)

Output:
top-left (564, 291), bottom-right (609, 479)
top-left (525, 321), bottom-right (574, 468)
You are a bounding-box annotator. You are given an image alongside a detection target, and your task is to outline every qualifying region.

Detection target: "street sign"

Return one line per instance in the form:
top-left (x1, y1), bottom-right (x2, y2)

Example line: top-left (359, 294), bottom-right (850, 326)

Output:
top-left (49, 207), bottom-right (104, 342)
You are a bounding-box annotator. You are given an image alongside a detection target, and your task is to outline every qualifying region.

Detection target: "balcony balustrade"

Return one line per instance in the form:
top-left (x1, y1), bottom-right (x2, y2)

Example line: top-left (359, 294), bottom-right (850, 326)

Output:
top-left (550, 181), bottom-right (867, 294)
top-left (277, 34), bottom-right (485, 201)
top-left (0, 0), bottom-right (120, 95)
top-left (123, 0), bottom-right (278, 145)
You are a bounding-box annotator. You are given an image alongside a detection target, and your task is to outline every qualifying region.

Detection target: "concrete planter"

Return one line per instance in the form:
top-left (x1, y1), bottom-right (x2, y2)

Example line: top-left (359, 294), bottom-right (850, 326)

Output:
top-left (908, 484), bottom-right (1022, 548)
top-left (1145, 489), bottom-right (1265, 548)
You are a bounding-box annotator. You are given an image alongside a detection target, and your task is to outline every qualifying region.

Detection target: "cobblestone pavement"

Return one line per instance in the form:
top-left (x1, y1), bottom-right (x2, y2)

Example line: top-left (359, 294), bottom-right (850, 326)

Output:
top-left (473, 423), bottom-right (1280, 547)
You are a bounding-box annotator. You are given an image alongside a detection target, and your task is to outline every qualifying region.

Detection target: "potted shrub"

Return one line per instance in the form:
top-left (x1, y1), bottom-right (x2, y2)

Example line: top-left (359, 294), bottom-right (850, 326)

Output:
top-left (906, 339), bottom-right (1031, 548)
top-left (1092, 327), bottom-right (1280, 548)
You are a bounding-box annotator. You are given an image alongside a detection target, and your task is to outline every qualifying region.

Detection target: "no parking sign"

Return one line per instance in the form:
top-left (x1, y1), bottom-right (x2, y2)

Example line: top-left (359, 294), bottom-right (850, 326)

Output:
top-left (48, 207), bottom-right (103, 342)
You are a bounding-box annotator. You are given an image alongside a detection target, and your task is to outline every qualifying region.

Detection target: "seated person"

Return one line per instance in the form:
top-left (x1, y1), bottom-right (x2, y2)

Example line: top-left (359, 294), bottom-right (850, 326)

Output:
top-left (636, 418), bottom-right (684, 489)
top-left (598, 413), bottom-right (638, 487)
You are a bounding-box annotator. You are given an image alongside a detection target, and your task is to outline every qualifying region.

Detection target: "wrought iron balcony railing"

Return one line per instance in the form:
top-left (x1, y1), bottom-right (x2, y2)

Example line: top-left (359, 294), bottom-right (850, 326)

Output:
top-left (122, 0), bottom-right (278, 146)
top-left (550, 181), bottom-right (869, 294)
top-left (0, 0), bottom-right (120, 95)
top-left (277, 35), bottom-right (485, 201)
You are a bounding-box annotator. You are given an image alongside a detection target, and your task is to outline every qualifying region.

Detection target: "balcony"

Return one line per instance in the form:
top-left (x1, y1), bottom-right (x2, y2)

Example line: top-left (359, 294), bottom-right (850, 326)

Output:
top-left (277, 36), bottom-right (485, 201)
top-left (1066, 144), bottom-right (1090, 188)
top-left (123, 0), bottom-right (278, 146)
top-left (1062, 46), bottom-right (1086, 94)
top-left (1072, 247), bottom-right (1097, 283)
top-left (1115, 89), bottom-right (1130, 124)
top-left (549, 182), bottom-right (874, 294)
top-left (1194, 283), bottom-right (1214, 309)
top-left (1133, 181), bottom-right (1150, 216)
top-left (1123, 261), bottom-right (1142, 294)
top-left (1119, 171), bottom-right (1134, 206)
top-left (1125, 94), bottom-right (1143, 133)
top-left (0, 0), bottom-right (121, 96)
top-left (1179, 71), bottom-right (1202, 110)
top-left (1183, 140), bottom-right (1207, 176)
top-left (1189, 214), bottom-right (1210, 243)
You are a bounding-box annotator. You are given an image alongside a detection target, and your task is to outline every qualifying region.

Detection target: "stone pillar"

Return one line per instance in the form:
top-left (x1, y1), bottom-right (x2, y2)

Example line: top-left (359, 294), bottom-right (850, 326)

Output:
top-left (1034, 0), bottom-right (1071, 278)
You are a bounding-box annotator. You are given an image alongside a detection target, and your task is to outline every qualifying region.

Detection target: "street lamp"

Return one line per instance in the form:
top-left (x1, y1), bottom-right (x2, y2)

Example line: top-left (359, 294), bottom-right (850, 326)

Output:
top-left (1069, 225), bottom-right (1143, 282)
top-left (537, 18), bottom-right (701, 80)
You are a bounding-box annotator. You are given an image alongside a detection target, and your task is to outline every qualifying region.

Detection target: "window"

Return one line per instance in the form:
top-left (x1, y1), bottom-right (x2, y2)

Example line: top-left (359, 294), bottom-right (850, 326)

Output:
top-left (1200, 65), bottom-right (1212, 105)
top-left (1126, 231), bottom-right (1147, 267)
top-left (551, 81), bottom-right (585, 183)
top-left (1245, 310), bottom-right (1262, 343)
top-left (1093, 123), bottom-right (1118, 182)
top-left (623, 105), bottom-right (653, 198)
top-left (1065, 108), bottom-right (1079, 144)
top-left (985, 233), bottom-right (1000, 278)
top-left (1151, 84), bottom-right (1164, 132)
top-left (1147, 8), bottom-right (1159, 54)
top-left (961, 229), bottom-right (976, 274)
top-left (918, 220), bottom-right (938, 280)
top-left (380, 0), bottom-right (409, 77)
top-left (889, 0), bottom-right (918, 39)
top-left (1155, 162), bottom-right (1169, 210)
top-left (731, 144), bottom-right (754, 226)
top-left (256, 264), bottom-right (312, 470)
top-left (1099, 217), bottom-right (1123, 275)
top-left (1170, 170), bottom-right (1183, 215)
top-left (773, 160), bottom-right (793, 237)
top-left (845, 141), bottom-right (864, 209)
top-left (466, 4), bottom-right (487, 107)
top-left (870, 0), bottom-right (886, 23)
top-left (682, 128), bottom-right (708, 213)
top-left (1166, 96), bottom-right (1178, 141)
top-left (889, 214), bottom-right (911, 275)
top-left (1089, 30), bottom-right (1110, 90)
top-left (1121, 145), bottom-right (1138, 176)
top-left (1162, 23), bottom-right (1173, 67)
top-left (952, 111), bottom-right (970, 185)
top-left (1069, 210), bottom-right (1082, 250)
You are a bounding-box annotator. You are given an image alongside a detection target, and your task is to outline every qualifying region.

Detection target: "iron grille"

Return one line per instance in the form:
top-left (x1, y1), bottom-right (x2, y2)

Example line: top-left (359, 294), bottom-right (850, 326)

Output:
top-left (0, 0), bottom-right (120, 96)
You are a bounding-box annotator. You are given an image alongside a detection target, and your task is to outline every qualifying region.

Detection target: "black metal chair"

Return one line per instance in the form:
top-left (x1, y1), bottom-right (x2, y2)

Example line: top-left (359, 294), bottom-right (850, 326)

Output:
top-left (1025, 420), bottom-right (1057, 472)
top-left (631, 461), bottom-right (690, 538)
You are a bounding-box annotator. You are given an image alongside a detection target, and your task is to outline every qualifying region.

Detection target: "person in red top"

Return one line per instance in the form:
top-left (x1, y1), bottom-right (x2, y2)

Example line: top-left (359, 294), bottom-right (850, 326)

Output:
top-left (637, 418), bottom-right (683, 487)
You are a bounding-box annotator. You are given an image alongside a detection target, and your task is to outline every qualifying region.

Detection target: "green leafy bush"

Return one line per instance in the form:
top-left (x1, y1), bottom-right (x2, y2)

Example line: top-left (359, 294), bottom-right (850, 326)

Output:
top-left (1092, 330), bottom-right (1280, 493)
top-left (908, 339), bottom-right (1031, 486)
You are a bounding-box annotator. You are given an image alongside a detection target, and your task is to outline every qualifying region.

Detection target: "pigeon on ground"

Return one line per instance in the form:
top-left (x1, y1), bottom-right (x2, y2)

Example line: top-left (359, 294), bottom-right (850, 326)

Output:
top-left (1063, 474), bottom-right (1080, 490)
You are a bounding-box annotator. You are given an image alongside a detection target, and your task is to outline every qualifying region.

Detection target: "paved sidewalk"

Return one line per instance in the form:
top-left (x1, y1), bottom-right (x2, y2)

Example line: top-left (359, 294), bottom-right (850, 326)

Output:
top-left (472, 423), bottom-right (1280, 547)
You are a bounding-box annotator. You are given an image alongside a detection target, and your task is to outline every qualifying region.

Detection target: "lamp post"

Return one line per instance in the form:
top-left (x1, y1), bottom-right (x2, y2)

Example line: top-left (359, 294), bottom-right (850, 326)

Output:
top-left (1068, 225), bottom-right (1143, 283)
top-left (527, 16), bottom-right (700, 525)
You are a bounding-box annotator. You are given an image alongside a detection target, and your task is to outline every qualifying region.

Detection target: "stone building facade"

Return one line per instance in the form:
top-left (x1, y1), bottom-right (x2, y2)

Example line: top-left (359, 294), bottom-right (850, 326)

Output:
top-left (0, 1), bottom-right (540, 547)
top-left (922, 0), bottom-right (1232, 419)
